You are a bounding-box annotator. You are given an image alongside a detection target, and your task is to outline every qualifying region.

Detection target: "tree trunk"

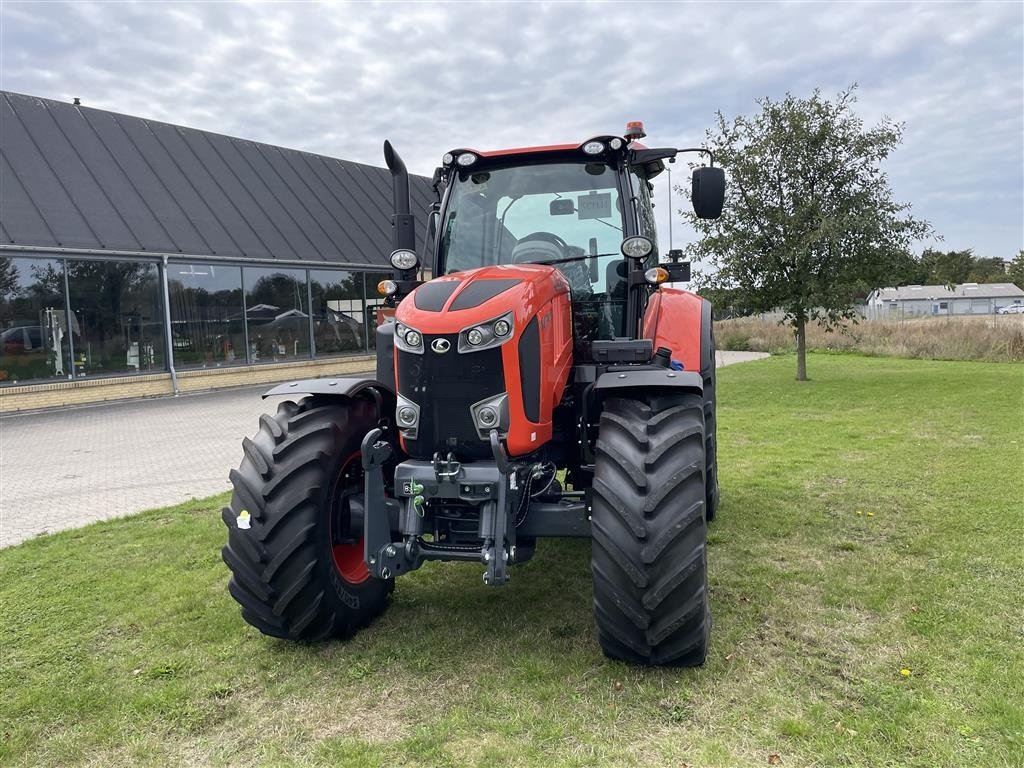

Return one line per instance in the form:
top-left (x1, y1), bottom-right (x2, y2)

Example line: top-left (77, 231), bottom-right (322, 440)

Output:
top-left (795, 317), bottom-right (808, 381)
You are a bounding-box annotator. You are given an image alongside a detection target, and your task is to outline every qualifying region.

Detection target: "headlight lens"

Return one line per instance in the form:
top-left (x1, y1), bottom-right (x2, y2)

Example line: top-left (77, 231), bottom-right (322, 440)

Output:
top-left (398, 406), bottom-right (417, 426)
top-left (582, 140), bottom-right (605, 155)
top-left (389, 249), bottom-right (419, 271)
top-left (477, 406), bottom-right (498, 427)
top-left (378, 279), bottom-right (398, 296)
top-left (394, 322), bottom-right (424, 354)
top-left (456, 153), bottom-right (477, 166)
top-left (493, 319), bottom-right (511, 337)
top-left (620, 235), bottom-right (654, 260)
top-left (467, 328), bottom-right (484, 346)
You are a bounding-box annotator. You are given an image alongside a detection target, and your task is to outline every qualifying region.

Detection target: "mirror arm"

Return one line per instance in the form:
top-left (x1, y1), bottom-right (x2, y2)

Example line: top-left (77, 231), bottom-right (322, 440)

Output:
top-left (674, 147), bottom-right (716, 167)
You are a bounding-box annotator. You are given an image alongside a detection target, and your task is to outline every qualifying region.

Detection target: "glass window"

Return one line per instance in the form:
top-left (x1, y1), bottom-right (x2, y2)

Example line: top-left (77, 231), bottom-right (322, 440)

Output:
top-left (630, 168), bottom-right (659, 251)
top-left (437, 161), bottom-right (628, 340)
top-left (364, 273), bottom-right (388, 351)
top-left (67, 260), bottom-right (165, 377)
top-left (244, 267), bottom-right (310, 363)
top-left (0, 256), bottom-right (71, 385)
top-left (167, 263), bottom-right (245, 369)
top-left (309, 269), bottom-right (366, 356)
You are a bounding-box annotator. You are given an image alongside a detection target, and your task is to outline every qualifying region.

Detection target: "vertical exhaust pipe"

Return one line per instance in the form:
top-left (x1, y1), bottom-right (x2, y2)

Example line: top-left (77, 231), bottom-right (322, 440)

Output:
top-left (383, 140), bottom-right (416, 253)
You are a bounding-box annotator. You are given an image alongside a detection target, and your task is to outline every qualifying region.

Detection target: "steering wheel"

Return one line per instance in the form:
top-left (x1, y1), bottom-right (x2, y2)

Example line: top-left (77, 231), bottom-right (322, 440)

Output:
top-left (511, 232), bottom-right (569, 263)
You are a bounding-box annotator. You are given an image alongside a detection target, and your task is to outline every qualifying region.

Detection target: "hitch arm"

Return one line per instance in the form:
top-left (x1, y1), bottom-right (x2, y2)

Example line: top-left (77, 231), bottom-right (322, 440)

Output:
top-left (361, 429), bottom-right (417, 579)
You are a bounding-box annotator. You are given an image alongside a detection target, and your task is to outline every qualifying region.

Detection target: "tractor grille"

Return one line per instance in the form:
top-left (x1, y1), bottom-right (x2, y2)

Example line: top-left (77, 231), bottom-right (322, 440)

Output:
top-left (396, 335), bottom-right (505, 460)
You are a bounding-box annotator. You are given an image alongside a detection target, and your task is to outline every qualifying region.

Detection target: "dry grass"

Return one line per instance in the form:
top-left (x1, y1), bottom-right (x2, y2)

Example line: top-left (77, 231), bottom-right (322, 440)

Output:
top-left (715, 314), bottom-right (1024, 362)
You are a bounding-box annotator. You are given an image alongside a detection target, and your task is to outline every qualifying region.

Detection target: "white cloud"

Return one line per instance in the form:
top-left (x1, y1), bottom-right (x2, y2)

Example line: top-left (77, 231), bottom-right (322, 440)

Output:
top-left (1, 0), bottom-right (1020, 256)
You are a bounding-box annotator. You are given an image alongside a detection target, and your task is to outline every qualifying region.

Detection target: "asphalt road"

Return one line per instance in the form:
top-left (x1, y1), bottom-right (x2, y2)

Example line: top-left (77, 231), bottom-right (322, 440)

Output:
top-left (0, 351), bottom-right (768, 547)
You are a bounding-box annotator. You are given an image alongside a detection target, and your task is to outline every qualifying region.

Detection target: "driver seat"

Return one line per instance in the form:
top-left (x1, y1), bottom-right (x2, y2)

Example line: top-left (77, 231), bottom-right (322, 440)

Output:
top-left (510, 239), bottom-right (563, 264)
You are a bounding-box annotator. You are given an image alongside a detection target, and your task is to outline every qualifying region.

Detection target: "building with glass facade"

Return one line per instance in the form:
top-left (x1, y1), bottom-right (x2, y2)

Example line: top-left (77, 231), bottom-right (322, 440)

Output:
top-left (0, 91), bottom-right (431, 410)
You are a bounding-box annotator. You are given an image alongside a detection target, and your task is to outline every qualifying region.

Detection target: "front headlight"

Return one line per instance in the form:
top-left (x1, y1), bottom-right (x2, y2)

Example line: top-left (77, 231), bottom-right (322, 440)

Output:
top-left (395, 394), bottom-right (420, 438)
top-left (457, 311), bottom-right (515, 353)
top-left (394, 322), bottom-right (424, 354)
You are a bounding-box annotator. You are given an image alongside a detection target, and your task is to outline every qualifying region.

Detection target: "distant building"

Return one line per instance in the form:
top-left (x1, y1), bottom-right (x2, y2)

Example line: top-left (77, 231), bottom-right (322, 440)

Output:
top-left (866, 283), bottom-right (1024, 319)
top-left (0, 91), bottom-right (432, 411)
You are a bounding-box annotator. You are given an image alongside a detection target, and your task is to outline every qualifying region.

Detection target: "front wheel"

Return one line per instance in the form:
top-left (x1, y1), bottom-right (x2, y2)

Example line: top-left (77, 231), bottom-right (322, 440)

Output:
top-left (591, 393), bottom-right (710, 666)
top-left (222, 396), bottom-right (393, 641)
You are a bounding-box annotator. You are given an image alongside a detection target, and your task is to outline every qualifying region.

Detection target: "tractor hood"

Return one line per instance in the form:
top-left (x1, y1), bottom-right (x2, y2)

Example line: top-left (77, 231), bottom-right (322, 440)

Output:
top-left (395, 264), bottom-right (570, 335)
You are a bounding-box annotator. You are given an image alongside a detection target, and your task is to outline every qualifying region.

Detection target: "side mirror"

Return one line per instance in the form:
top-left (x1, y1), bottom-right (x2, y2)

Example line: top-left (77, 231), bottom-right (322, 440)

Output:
top-left (691, 166), bottom-right (725, 220)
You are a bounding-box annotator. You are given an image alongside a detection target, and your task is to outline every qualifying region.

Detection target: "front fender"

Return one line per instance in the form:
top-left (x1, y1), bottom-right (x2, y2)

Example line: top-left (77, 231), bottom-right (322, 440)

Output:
top-left (593, 369), bottom-right (703, 395)
top-left (262, 376), bottom-right (397, 415)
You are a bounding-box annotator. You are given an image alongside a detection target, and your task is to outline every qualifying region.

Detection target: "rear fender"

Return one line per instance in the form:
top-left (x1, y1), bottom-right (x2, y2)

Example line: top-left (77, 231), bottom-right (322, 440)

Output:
top-left (642, 288), bottom-right (713, 374)
top-left (262, 377), bottom-right (397, 416)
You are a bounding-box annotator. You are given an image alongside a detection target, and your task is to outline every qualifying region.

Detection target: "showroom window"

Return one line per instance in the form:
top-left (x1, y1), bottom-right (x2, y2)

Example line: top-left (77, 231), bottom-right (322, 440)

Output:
top-left (309, 269), bottom-right (367, 355)
top-left (167, 263), bottom-right (246, 369)
top-left (0, 256), bottom-right (70, 385)
top-left (364, 273), bottom-right (387, 350)
top-left (244, 266), bottom-right (310, 362)
top-left (66, 259), bottom-right (165, 377)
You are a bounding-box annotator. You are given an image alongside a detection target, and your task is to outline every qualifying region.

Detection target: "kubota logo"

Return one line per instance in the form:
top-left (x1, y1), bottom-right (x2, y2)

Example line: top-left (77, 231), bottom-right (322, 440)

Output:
top-left (431, 338), bottom-right (450, 354)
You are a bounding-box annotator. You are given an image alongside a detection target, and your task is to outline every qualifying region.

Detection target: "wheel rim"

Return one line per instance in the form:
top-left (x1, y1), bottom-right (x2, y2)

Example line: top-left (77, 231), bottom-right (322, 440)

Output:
top-left (330, 451), bottom-right (371, 585)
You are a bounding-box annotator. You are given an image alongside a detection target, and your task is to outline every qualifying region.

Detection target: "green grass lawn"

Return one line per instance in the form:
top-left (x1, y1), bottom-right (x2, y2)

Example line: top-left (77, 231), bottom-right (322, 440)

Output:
top-left (2, 354), bottom-right (1022, 767)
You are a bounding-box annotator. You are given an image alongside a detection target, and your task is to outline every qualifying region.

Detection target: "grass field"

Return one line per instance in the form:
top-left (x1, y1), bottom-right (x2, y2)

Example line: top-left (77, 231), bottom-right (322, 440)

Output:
top-left (1, 354), bottom-right (1022, 767)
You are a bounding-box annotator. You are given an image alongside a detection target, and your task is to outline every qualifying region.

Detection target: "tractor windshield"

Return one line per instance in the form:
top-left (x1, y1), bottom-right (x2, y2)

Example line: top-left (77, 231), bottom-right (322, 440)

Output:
top-left (439, 160), bottom-right (630, 338)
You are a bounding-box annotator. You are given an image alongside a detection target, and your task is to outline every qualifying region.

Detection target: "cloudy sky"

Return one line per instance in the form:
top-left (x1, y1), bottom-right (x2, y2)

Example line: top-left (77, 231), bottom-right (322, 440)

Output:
top-left (2, 1), bottom-right (1021, 261)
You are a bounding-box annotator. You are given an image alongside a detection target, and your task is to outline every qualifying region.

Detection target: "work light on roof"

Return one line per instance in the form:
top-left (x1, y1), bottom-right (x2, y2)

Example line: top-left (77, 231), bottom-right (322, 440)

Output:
top-left (456, 152), bottom-right (477, 167)
top-left (442, 152), bottom-right (454, 166)
top-left (582, 140), bottom-right (605, 155)
top-left (609, 137), bottom-right (623, 150)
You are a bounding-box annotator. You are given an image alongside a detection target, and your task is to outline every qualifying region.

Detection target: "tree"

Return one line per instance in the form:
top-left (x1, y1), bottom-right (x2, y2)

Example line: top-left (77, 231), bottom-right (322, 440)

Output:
top-left (684, 86), bottom-right (932, 380)
top-left (1008, 251), bottom-right (1024, 291)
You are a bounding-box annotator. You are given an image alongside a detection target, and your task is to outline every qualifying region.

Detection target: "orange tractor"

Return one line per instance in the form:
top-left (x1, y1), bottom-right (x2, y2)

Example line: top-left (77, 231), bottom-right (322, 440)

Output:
top-left (223, 122), bottom-right (725, 665)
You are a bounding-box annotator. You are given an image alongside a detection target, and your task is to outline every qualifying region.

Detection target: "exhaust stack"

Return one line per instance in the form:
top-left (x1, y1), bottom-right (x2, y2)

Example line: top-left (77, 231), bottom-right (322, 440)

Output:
top-left (383, 140), bottom-right (416, 253)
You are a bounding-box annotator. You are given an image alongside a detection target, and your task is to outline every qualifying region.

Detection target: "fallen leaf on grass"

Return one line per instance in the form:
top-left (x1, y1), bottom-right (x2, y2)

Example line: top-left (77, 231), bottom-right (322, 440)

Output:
top-left (725, 653), bottom-right (735, 661)
top-left (867, 511), bottom-right (875, 517)
top-left (900, 668), bottom-right (912, 677)
top-left (768, 753), bottom-right (782, 765)
top-left (613, 680), bottom-right (624, 692)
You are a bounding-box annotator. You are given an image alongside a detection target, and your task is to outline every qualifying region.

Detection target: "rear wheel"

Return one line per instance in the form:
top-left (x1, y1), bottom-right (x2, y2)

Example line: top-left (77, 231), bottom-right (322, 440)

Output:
top-left (222, 396), bottom-right (393, 641)
top-left (591, 393), bottom-right (710, 666)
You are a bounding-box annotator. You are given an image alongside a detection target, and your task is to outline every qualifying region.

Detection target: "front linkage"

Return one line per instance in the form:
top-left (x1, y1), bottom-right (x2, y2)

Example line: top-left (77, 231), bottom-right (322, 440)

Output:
top-left (361, 427), bottom-right (585, 587)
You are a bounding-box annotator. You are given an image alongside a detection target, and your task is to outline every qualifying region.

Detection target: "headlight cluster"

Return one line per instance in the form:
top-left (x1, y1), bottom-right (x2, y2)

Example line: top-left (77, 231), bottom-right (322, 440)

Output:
top-left (470, 393), bottom-right (509, 439)
top-left (394, 322), bottom-right (424, 354)
top-left (581, 137), bottom-right (624, 155)
top-left (395, 393), bottom-right (420, 437)
top-left (457, 311), bottom-right (514, 353)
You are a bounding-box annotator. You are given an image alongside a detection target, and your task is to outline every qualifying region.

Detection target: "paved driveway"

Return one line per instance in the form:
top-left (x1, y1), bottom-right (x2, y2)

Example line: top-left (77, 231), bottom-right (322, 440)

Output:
top-left (0, 351), bottom-right (767, 547)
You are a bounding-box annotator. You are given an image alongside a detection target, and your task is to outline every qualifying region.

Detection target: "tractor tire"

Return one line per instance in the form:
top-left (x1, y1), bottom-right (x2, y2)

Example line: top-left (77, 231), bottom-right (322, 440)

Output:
top-left (591, 393), bottom-right (710, 666)
top-left (222, 395), bottom-right (393, 641)
top-left (702, 314), bottom-right (719, 522)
